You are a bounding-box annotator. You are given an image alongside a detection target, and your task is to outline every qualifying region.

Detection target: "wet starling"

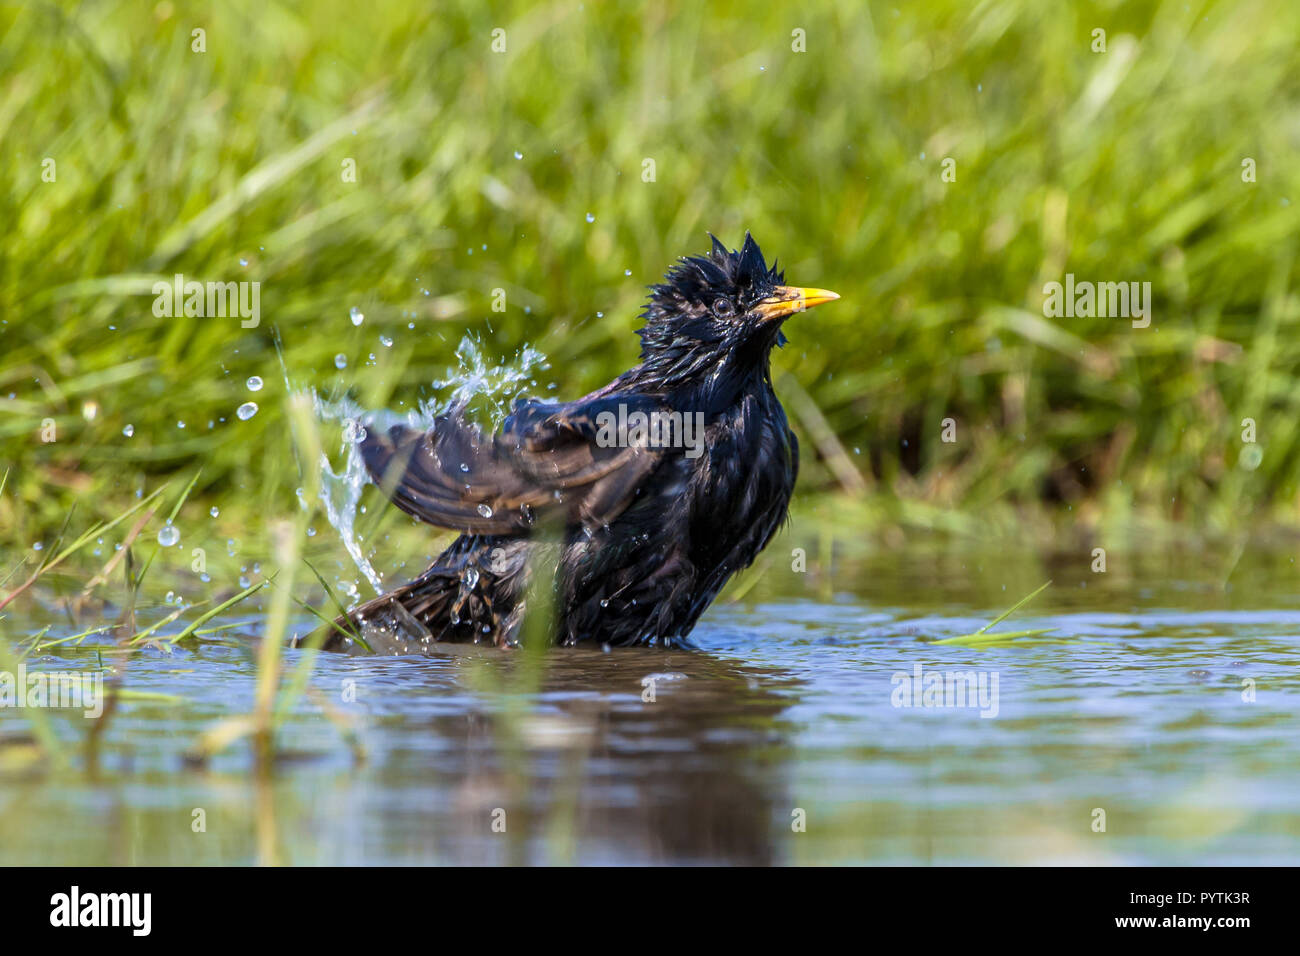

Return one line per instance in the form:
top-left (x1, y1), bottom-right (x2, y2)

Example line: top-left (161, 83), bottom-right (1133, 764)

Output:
top-left (324, 233), bottom-right (839, 651)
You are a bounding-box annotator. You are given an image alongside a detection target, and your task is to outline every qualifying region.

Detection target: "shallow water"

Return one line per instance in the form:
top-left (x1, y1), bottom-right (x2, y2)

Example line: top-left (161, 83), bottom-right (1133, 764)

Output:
top-left (2, 537), bottom-right (1298, 865)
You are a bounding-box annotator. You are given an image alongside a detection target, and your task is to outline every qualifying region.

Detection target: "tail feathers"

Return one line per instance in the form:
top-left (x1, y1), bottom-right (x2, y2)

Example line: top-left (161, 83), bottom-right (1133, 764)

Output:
top-left (304, 564), bottom-right (514, 654)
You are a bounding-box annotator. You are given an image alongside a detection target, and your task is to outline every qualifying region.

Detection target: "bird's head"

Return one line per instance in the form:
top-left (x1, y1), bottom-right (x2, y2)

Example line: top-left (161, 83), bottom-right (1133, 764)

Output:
top-left (636, 233), bottom-right (839, 380)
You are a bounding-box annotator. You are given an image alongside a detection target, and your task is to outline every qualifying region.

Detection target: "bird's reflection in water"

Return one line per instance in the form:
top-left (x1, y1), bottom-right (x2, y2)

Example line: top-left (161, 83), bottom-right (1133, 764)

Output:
top-left (363, 636), bottom-right (800, 865)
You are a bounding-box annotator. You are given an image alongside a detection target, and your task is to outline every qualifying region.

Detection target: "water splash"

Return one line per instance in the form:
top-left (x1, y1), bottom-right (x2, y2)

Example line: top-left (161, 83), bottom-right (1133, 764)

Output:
top-left (429, 333), bottom-right (550, 431)
top-left (309, 333), bottom-right (550, 599)
top-left (314, 390), bottom-right (387, 594)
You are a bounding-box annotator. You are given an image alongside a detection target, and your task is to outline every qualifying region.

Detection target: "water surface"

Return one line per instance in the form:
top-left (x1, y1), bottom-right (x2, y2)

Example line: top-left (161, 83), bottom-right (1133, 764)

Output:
top-left (2, 537), bottom-right (1298, 865)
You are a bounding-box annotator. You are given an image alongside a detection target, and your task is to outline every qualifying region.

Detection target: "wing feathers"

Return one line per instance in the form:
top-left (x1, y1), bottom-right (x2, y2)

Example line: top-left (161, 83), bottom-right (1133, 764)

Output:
top-left (360, 398), bottom-right (666, 534)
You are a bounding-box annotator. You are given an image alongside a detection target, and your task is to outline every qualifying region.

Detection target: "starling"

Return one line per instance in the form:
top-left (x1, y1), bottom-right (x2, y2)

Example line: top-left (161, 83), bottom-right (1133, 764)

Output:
top-left (321, 233), bottom-right (839, 652)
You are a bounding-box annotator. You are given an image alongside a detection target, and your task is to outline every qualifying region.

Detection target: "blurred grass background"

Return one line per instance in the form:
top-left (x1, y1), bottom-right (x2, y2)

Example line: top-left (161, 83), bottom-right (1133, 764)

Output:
top-left (3, 0), bottom-right (1300, 549)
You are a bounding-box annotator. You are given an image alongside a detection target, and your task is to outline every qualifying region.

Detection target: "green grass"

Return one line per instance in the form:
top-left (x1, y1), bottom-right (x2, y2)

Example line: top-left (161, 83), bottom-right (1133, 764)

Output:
top-left (0, 386), bottom-right (359, 768)
top-left (928, 579), bottom-right (1062, 648)
top-left (3, 0), bottom-right (1300, 551)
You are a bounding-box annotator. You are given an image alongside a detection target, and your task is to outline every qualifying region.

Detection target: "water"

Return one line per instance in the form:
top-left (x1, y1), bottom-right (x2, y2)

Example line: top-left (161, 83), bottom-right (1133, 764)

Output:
top-left (2, 537), bottom-right (1298, 865)
top-left (426, 334), bottom-right (550, 429)
top-left (314, 390), bottom-right (385, 595)
top-left (310, 334), bottom-right (551, 597)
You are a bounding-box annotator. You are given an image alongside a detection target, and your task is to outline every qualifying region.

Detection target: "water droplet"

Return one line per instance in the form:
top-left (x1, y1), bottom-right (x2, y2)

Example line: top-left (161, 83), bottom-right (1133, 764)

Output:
top-left (157, 524), bottom-right (180, 547)
top-left (342, 420), bottom-right (367, 443)
top-left (210, 506), bottom-right (220, 518)
top-left (380, 334), bottom-right (393, 347)
top-left (514, 151), bottom-right (523, 160)
top-left (246, 376), bottom-right (263, 391)
top-left (476, 503), bottom-right (494, 518)
top-left (334, 353), bottom-right (348, 369)
top-left (350, 306), bottom-right (365, 326)
top-left (464, 567), bottom-right (480, 589)
top-left (585, 212), bottom-right (595, 223)
top-left (32, 542), bottom-right (43, 551)
top-left (239, 575), bottom-right (251, 588)
top-left (237, 402), bottom-right (258, 420)
top-left (122, 424), bottom-right (134, 437)
top-left (239, 257), bottom-right (249, 267)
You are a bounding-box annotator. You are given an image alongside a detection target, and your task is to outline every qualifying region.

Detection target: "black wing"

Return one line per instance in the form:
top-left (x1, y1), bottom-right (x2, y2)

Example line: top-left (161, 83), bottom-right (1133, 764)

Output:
top-left (360, 394), bottom-right (667, 534)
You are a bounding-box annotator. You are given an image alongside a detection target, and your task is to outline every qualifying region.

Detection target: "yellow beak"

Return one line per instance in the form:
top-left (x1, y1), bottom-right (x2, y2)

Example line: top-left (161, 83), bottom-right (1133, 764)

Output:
top-left (753, 286), bottom-right (841, 322)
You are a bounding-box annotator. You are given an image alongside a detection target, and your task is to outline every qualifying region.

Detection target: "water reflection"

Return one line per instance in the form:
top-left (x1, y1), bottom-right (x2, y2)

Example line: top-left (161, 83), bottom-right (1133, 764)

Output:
top-left (344, 644), bottom-right (801, 865)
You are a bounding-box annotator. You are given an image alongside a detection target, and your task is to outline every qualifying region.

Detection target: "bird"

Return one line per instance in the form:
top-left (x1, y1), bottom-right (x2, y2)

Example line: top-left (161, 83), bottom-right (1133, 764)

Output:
top-left (315, 233), bottom-right (839, 652)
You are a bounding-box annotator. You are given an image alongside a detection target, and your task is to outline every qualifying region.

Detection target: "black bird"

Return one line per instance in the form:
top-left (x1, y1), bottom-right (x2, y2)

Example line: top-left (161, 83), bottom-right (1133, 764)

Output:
top-left (321, 233), bottom-right (839, 652)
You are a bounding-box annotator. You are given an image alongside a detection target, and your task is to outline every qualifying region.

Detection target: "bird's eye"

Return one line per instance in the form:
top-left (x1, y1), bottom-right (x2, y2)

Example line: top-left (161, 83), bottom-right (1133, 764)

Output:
top-left (711, 298), bottom-right (736, 318)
